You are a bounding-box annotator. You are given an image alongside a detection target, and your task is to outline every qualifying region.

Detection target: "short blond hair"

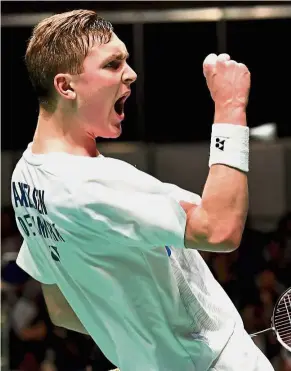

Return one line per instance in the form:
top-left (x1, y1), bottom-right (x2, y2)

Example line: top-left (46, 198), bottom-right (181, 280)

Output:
top-left (25, 9), bottom-right (113, 110)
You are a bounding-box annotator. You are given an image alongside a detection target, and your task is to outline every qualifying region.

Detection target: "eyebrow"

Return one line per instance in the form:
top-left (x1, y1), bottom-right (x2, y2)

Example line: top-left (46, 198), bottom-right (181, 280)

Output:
top-left (110, 52), bottom-right (130, 60)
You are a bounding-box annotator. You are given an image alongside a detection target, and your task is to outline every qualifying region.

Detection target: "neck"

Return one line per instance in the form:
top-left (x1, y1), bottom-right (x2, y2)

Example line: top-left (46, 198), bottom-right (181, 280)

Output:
top-left (32, 107), bottom-right (99, 157)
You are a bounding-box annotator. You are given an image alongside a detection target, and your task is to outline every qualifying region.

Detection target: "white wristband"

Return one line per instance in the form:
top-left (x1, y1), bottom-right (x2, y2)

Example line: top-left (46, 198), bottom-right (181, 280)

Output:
top-left (209, 124), bottom-right (249, 172)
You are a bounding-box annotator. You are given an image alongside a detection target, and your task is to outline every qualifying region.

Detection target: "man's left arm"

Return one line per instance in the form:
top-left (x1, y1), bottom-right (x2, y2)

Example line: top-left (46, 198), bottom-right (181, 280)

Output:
top-left (42, 283), bottom-right (88, 334)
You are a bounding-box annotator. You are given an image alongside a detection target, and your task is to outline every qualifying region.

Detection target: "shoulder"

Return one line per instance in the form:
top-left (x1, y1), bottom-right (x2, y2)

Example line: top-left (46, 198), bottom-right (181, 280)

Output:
top-left (75, 156), bottom-right (164, 196)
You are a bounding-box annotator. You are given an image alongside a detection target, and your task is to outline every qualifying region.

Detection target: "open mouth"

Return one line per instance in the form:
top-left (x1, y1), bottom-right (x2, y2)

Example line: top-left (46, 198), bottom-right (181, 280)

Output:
top-left (114, 92), bottom-right (130, 117)
top-left (114, 97), bottom-right (125, 116)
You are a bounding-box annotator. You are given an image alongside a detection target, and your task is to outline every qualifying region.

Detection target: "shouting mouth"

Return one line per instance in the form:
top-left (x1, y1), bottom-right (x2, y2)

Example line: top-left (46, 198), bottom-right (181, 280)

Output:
top-left (114, 92), bottom-right (131, 120)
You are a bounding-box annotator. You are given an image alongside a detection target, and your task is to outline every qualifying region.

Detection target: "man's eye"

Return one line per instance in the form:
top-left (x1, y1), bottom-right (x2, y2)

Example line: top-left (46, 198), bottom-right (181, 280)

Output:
top-left (105, 60), bottom-right (121, 70)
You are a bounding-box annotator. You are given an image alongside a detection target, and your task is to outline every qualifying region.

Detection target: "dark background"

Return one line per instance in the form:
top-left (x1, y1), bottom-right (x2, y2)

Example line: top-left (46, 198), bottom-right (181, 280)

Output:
top-left (2, 1), bottom-right (291, 150)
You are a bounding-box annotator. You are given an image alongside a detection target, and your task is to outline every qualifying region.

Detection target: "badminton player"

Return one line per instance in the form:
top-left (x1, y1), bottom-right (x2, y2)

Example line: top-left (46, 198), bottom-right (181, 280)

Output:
top-left (11, 10), bottom-right (274, 371)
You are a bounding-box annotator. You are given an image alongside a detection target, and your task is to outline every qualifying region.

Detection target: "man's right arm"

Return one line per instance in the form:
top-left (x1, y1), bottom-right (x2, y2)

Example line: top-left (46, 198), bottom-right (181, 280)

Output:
top-left (181, 54), bottom-right (250, 253)
top-left (181, 138), bottom-right (248, 253)
top-left (77, 52), bottom-right (250, 254)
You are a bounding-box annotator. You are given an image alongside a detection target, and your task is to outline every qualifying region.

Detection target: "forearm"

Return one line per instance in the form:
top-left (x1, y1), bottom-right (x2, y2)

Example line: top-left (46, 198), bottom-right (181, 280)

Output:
top-left (184, 108), bottom-right (249, 252)
top-left (201, 107), bottom-right (248, 245)
top-left (55, 316), bottom-right (88, 335)
top-left (42, 283), bottom-right (88, 335)
top-left (185, 168), bottom-right (248, 252)
top-left (200, 164), bottom-right (248, 246)
top-left (49, 299), bottom-right (88, 334)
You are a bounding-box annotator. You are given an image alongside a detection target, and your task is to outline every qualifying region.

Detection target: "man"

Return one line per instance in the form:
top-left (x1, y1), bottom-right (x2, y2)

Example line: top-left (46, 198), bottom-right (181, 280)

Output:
top-left (11, 9), bottom-right (274, 371)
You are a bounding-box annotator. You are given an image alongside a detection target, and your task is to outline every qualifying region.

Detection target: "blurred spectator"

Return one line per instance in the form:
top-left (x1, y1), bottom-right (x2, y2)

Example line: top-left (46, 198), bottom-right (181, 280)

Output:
top-left (1, 206), bottom-right (23, 255)
top-left (276, 212), bottom-right (291, 287)
top-left (89, 344), bottom-right (117, 371)
top-left (8, 278), bottom-right (51, 371)
top-left (241, 304), bottom-right (264, 350)
top-left (52, 328), bottom-right (92, 371)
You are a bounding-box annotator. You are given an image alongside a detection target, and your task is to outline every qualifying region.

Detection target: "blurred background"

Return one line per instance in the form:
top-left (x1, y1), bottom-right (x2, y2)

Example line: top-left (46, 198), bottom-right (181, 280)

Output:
top-left (1, 1), bottom-right (291, 370)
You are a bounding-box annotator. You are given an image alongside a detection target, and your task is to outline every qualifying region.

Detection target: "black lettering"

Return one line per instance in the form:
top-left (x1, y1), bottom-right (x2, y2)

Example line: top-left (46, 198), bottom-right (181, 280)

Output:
top-left (32, 189), bottom-right (38, 210)
top-left (37, 216), bottom-right (48, 238)
top-left (17, 216), bottom-right (30, 237)
top-left (24, 184), bottom-right (35, 208)
top-left (31, 215), bottom-right (36, 226)
top-left (12, 182), bottom-right (22, 208)
top-left (24, 214), bottom-right (33, 228)
top-left (49, 245), bottom-right (60, 262)
top-left (46, 221), bottom-right (58, 241)
top-left (52, 224), bottom-right (65, 242)
top-left (12, 182), bottom-right (47, 216)
top-left (38, 190), bottom-right (47, 215)
top-left (18, 183), bottom-right (29, 207)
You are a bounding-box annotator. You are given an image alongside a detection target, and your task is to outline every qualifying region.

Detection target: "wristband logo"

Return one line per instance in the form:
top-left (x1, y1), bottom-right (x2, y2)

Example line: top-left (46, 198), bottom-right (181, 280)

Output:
top-left (215, 137), bottom-right (226, 151)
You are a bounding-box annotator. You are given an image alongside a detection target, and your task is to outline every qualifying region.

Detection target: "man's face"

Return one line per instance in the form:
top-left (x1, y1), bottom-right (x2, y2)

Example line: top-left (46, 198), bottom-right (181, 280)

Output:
top-left (71, 33), bottom-right (137, 138)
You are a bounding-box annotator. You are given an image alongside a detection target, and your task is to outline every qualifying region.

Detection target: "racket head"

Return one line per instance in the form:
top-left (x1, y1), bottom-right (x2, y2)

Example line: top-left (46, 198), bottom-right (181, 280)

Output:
top-left (272, 287), bottom-right (291, 352)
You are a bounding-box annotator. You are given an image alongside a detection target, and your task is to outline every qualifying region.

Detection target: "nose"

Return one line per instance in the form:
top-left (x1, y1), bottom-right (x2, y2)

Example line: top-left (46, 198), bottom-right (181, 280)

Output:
top-left (123, 64), bottom-right (137, 86)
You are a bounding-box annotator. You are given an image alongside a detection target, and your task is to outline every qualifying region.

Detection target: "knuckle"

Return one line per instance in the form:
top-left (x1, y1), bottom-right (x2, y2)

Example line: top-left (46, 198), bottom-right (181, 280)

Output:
top-left (238, 63), bottom-right (250, 73)
top-left (217, 53), bottom-right (230, 63)
top-left (203, 62), bottom-right (212, 69)
top-left (225, 60), bottom-right (236, 68)
top-left (203, 53), bottom-right (217, 66)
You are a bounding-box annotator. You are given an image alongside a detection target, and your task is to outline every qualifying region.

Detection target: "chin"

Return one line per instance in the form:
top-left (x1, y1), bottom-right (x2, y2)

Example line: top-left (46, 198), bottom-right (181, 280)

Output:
top-left (99, 123), bottom-right (122, 139)
top-left (111, 125), bottom-right (122, 139)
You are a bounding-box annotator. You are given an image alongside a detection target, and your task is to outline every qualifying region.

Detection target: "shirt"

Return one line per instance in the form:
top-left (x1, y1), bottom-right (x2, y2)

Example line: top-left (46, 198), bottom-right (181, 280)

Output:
top-left (12, 144), bottom-right (243, 371)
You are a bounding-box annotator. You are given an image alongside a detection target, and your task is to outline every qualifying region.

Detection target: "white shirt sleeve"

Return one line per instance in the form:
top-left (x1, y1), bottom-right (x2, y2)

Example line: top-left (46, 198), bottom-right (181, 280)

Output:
top-left (76, 178), bottom-right (188, 250)
top-left (16, 241), bottom-right (55, 284)
top-left (162, 183), bottom-right (202, 205)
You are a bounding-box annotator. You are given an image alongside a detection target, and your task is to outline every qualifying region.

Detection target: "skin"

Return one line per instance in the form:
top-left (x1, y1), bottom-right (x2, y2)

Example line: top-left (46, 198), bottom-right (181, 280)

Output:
top-left (32, 33), bottom-right (137, 157)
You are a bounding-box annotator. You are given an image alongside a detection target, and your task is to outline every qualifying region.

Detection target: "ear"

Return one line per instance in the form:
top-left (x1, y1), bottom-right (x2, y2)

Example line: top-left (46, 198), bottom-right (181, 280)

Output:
top-left (54, 73), bottom-right (76, 100)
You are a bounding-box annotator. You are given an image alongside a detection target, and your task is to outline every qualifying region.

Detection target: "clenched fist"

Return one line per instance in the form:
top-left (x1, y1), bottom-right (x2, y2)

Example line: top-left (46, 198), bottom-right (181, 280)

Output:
top-left (203, 53), bottom-right (250, 110)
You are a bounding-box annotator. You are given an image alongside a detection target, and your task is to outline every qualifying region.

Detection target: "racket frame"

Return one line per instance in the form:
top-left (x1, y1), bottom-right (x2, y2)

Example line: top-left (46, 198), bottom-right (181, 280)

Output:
top-left (271, 287), bottom-right (291, 352)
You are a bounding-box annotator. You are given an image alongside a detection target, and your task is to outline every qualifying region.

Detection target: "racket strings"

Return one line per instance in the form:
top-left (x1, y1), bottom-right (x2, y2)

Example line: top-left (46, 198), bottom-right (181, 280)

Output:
top-left (274, 290), bottom-right (291, 347)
